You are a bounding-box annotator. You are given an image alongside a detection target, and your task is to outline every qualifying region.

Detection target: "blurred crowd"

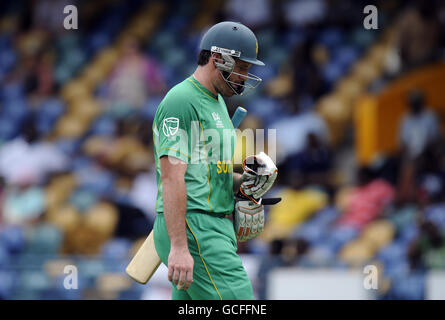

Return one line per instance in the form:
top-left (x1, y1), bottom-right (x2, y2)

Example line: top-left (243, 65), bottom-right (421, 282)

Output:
top-left (0, 0), bottom-right (445, 299)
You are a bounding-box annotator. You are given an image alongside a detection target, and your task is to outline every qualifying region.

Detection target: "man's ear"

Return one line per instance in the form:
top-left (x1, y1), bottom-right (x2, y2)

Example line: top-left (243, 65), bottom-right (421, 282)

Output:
top-left (211, 53), bottom-right (221, 68)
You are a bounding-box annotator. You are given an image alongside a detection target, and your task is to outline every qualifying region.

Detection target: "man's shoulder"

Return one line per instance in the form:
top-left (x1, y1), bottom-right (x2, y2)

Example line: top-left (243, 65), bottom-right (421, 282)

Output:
top-left (155, 78), bottom-right (197, 119)
top-left (161, 78), bottom-right (195, 105)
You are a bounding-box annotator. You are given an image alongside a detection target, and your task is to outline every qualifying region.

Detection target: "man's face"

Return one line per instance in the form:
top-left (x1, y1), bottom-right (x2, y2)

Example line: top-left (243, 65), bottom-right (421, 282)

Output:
top-left (212, 55), bottom-right (251, 97)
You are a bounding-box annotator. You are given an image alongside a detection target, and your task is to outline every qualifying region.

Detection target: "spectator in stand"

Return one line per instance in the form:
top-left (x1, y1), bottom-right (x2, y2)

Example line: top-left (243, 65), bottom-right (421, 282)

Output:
top-left (397, 89), bottom-right (441, 203)
top-left (224, 0), bottom-right (272, 30)
top-left (270, 94), bottom-right (330, 162)
top-left (107, 36), bottom-right (166, 114)
top-left (1, 179), bottom-right (46, 225)
top-left (408, 219), bottom-right (445, 270)
top-left (398, 89), bottom-right (441, 161)
top-left (0, 177), bottom-right (4, 225)
top-left (283, 131), bottom-right (332, 187)
top-left (395, 1), bottom-right (442, 71)
top-left (0, 116), bottom-right (68, 186)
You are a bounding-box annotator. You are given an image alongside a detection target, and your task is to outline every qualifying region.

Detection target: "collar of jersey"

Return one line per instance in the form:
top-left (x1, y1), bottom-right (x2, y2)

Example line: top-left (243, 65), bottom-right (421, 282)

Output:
top-left (187, 76), bottom-right (218, 101)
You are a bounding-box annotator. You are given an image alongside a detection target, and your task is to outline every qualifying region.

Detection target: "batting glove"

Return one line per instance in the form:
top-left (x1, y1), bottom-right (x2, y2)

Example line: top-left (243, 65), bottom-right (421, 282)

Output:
top-left (234, 199), bottom-right (265, 242)
top-left (240, 152), bottom-right (278, 201)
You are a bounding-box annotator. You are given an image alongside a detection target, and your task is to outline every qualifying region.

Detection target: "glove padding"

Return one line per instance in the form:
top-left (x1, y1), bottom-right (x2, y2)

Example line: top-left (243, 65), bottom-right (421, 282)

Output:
top-left (240, 152), bottom-right (278, 200)
top-left (234, 199), bottom-right (264, 242)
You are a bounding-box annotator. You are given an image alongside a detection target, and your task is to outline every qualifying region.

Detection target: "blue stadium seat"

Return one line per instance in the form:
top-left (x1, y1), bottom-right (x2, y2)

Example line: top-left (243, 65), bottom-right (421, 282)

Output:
top-left (331, 45), bottom-right (360, 70)
top-left (0, 246), bottom-right (10, 268)
top-left (303, 244), bottom-right (337, 267)
top-left (90, 115), bottom-right (117, 136)
top-left (26, 224), bottom-right (63, 255)
top-left (0, 270), bottom-right (16, 299)
top-left (0, 225), bottom-right (26, 254)
top-left (69, 188), bottom-right (98, 212)
top-left (425, 204), bottom-right (445, 229)
top-left (1, 82), bottom-right (24, 102)
top-left (141, 95), bottom-right (164, 120)
top-left (76, 259), bottom-right (106, 287)
top-left (377, 240), bottom-right (408, 267)
top-left (250, 63), bottom-right (278, 83)
top-left (247, 97), bottom-right (285, 126)
top-left (310, 207), bottom-right (340, 228)
top-left (322, 61), bottom-right (346, 85)
top-left (100, 238), bottom-right (132, 261)
top-left (0, 47), bottom-right (17, 76)
top-left (76, 167), bottom-right (115, 197)
top-left (390, 270), bottom-right (425, 300)
top-left (52, 273), bottom-right (88, 294)
top-left (283, 27), bottom-right (306, 48)
top-left (17, 270), bottom-right (51, 292)
top-left (0, 116), bottom-right (19, 141)
top-left (293, 221), bottom-right (325, 244)
top-left (398, 223), bottom-right (419, 245)
top-left (71, 155), bottom-right (93, 171)
top-left (54, 64), bottom-right (74, 85)
top-left (54, 139), bottom-right (81, 156)
top-left (325, 225), bottom-right (360, 253)
top-left (38, 288), bottom-right (79, 300)
top-left (317, 28), bottom-right (344, 50)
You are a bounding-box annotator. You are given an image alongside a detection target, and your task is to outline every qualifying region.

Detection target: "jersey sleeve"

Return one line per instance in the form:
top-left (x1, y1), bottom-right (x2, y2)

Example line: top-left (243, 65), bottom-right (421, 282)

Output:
top-left (153, 95), bottom-right (199, 164)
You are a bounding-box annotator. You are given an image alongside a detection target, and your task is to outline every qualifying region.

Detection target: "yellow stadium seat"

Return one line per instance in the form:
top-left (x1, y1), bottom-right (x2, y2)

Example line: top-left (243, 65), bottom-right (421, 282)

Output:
top-left (96, 273), bottom-right (132, 299)
top-left (45, 174), bottom-right (77, 210)
top-left (84, 202), bottom-right (118, 240)
top-left (63, 225), bottom-right (104, 255)
top-left (351, 59), bottom-right (380, 86)
top-left (93, 48), bottom-right (119, 72)
top-left (260, 188), bottom-right (328, 241)
top-left (46, 205), bottom-right (82, 234)
top-left (61, 79), bottom-right (92, 103)
top-left (82, 136), bottom-right (111, 158)
top-left (68, 96), bottom-right (102, 122)
top-left (317, 94), bottom-right (350, 122)
top-left (80, 64), bottom-right (108, 88)
top-left (264, 73), bottom-right (293, 98)
top-left (339, 238), bottom-right (375, 267)
top-left (361, 220), bottom-right (395, 250)
top-left (54, 114), bottom-right (89, 139)
top-left (44, 258), bottom-right (76, 278)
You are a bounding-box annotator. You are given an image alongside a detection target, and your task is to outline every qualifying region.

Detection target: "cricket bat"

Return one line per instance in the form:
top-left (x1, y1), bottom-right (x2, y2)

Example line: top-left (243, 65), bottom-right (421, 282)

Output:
top-left (125, 106), bottom-right (249, 284)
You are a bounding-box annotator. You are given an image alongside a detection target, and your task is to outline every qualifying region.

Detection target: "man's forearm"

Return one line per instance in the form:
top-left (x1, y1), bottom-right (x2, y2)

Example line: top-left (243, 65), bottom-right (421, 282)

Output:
top-left (163, 177), bottom-right (188, 248)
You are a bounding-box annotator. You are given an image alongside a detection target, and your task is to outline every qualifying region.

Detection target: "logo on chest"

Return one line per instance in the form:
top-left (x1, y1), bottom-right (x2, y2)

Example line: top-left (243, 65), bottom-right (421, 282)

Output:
top-left (211, 112), bottom-right (224, 128)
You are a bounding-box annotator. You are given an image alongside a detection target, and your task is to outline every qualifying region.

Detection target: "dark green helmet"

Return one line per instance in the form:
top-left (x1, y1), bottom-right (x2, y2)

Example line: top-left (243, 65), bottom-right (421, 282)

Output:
top-left (199, 21), bottom-right (264, 95)
top-left (200, 21), bottom-right (265, 66)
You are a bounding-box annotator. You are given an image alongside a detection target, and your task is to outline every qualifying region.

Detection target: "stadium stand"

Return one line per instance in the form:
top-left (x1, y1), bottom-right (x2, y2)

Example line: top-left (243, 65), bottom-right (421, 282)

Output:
top-left (0, 0), bottom-right (444, 300)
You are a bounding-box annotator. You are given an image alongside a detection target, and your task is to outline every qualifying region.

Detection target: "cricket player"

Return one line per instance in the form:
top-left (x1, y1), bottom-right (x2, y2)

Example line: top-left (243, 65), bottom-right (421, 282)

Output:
top-left (152, 21), bottom-right (278, 300)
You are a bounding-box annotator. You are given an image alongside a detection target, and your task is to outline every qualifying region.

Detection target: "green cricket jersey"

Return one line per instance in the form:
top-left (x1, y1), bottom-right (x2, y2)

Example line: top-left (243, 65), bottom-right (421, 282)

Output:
top-left (152, 76), bottom-right (237, 216)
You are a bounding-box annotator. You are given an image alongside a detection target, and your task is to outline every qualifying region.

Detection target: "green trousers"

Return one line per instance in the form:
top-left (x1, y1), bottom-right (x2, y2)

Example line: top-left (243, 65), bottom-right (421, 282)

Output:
top-left (153, 211), bottom-right (254, 300)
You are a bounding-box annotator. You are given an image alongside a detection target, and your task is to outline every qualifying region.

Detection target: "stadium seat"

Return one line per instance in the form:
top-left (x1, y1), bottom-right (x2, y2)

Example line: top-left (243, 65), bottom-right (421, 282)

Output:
top-left (84, 202), bottom-right (119, 241)
top-left (0, 225), bottom-right (26, 255)
top-left (339, 238), bottom-right (375, 267)
top-left (100, 238), bottom-right (132, 261)
top-left (376, 240), bottom-right (409, 267)
top-left (0, 270), bottom-right (15, 299)
top-left (361, 220), bottom-right (395, 250)
top-left (0, 245), bottom-right (10, 268)
top-left (46, 205), bottom-right (83, 234)
top-left (25, 223), bottom-right (63, 255)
